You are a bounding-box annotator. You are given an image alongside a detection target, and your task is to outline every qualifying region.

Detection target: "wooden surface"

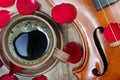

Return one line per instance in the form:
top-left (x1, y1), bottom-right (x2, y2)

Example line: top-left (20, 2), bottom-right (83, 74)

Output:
top-left (0, 0), bottom-right (84, 80)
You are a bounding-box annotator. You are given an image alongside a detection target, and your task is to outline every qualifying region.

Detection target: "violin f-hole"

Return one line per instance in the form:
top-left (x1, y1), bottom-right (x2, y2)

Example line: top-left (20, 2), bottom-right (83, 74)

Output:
top-left (93, 27), bottom-right (108, 76)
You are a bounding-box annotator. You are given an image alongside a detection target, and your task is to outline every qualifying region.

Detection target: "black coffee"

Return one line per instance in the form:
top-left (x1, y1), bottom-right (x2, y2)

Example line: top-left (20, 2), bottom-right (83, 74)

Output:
top-left (13, 30), bottom-right (48, 60)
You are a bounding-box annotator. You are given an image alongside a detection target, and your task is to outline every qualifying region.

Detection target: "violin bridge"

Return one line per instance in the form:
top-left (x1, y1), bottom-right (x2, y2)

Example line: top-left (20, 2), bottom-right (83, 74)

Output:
top-left (93, 0), bottom-right (117, 10)
top-left (110, 40), bottom-right (120, 47)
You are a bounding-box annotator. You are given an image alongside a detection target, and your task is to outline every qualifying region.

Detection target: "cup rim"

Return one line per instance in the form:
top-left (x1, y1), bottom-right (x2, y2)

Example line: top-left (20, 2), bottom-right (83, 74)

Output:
top-left (3, 15), bottom-right (57, 68)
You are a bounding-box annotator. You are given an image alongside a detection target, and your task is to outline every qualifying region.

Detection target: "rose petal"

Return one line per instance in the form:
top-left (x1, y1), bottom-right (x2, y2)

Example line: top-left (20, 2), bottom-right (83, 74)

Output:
top-left (9, 62), bottom-right (23, 76)
top-left (0, 10), bottom-right (11, 28)
top-left (0, 0), bottom-right (15, 8)
top-left (0, 74), bottom-right (18, 80)
top-left (16, 0), bottom-right (39, 15)
top-left (32, 75), bottom-right (47, 80)
top-left (63, 42), bottom-right (83, 64)
top-left (104, 23), bottom-right (120, 42)
top-left (51, 3), bottom-right (77, 24)
top-left (0, 60), bottom-right (3, 67)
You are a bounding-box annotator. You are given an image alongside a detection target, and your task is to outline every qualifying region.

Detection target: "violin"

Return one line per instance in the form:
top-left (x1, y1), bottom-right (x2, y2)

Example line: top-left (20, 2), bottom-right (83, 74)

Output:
top-left (47, 0), bottom-right (120, 80)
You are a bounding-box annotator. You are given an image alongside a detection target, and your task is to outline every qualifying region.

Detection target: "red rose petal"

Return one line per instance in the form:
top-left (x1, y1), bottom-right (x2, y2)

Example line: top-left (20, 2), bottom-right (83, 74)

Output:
top-left (9, 62), bottom-right (23, 76)
top-left (0, 74), bottom-right (18, 80)
top-left (63, 42), bottom-right (83, 64)
top-left (0, 10), bottom-right (11, 28)
top-left (0, 60), bottom-right (3, 67)
top-left (0, 63), bottom-right (22, 80)
top-left (103, 23), bottom-right (120, 42)
top-left (51, 3), bottom-right (77, 24)
top-left (32, 75), bottom-right (47, 80)
top-left (0, 0), bottom-right (15, 8)
top-left (16, 0), bottom-right (39, 15)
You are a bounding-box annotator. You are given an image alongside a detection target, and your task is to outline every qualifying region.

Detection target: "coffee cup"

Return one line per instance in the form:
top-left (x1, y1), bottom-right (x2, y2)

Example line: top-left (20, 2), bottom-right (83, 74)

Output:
top-left (0, 11), bottom-right (70, 76)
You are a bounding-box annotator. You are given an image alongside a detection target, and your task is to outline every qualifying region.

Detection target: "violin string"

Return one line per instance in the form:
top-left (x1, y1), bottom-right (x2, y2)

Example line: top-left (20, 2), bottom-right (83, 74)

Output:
top-left (106, 0), bottom-right (120, 42)
top-left (106, 0), bottom-right (120, 27)
top-left (97, 0), bottom-right (118, 42)
top-left (113, 0), bottom-right (120, 28)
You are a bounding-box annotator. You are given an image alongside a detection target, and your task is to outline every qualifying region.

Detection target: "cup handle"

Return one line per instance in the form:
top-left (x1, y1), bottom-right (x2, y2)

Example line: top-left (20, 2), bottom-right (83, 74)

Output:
top-left (53, 48), bottom-right (70, 63)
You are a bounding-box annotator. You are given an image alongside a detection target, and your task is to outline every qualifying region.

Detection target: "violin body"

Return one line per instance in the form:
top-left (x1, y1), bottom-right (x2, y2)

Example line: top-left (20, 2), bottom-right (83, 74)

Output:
top-left (47, 0), bottom-right (120, 80)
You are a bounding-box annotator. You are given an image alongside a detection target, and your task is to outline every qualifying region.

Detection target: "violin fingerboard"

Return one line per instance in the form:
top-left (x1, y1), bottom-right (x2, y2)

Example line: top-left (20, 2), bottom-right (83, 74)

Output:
top-left (93, 0), bottom-right (117, 10)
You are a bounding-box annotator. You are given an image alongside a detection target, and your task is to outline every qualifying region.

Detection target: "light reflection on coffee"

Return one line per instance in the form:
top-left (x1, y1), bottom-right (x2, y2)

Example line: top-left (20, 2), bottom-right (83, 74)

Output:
top-left (13, 30), bottom-right (48, 60)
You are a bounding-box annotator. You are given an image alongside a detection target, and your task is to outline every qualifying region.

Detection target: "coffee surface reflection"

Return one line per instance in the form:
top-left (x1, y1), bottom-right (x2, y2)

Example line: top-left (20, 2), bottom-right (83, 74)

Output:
top-left (13, 30), bottom-right (48, 60)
